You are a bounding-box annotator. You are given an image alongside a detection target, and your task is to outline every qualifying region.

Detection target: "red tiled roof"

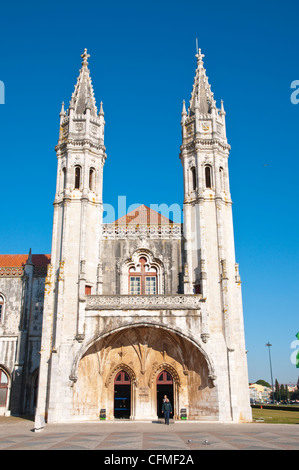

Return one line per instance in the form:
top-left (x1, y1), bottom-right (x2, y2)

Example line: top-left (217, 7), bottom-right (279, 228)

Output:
top-left (113, 204), bottom-right (174, 225)
top-left (0, 254), bottom-right (51, 268)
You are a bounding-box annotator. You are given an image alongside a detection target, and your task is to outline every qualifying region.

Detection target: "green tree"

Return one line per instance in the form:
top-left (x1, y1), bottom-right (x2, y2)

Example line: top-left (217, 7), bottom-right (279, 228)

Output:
top-left (275, 379), bottom-right (280, 402)
top-left (280, 384), bottom-right (286, 401)
top-left (256, 379), bottom-right (271, 388)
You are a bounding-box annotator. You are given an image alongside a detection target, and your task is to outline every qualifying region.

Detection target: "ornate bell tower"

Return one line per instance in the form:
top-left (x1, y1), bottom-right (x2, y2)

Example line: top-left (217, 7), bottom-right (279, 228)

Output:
top-left (180, 49), bottom-right (252, 421)
top-left (36, 49), bottom-right (106, 422)
top-left (180, 48), bottom-right (230, 297)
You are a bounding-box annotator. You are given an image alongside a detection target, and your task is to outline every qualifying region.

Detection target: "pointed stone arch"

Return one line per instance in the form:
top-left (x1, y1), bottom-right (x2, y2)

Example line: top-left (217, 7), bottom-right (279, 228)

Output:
top-left (72, 323), bottom-right (219, 420)
top-left (70, 321), bottom-right (216, 387)
top-left (105, 363), bottom-right (137, 388)
top-left (149, 362), bottom-right (181, 419)
top-left (0, 365), bottom-right (10, 411)
top-left (149, 362), bottom-right (180, 388)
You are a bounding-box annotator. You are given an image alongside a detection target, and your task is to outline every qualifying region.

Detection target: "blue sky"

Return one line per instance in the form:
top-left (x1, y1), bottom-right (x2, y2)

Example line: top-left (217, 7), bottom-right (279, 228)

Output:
top-left (0, 0), bottom-right (298, 385)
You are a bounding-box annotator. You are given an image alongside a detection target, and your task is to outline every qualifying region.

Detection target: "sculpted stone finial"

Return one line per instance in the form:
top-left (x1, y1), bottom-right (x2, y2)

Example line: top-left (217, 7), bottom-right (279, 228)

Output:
top-left (81, 48), bottom-right (90, 67)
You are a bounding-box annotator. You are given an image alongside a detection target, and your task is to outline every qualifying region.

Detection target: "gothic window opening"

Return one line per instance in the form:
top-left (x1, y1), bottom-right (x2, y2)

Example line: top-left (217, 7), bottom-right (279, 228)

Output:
top-left (62, 167), bottom-right (66, 190)
top-left (89, 168), bottom-right (95, 191)
top-left (219, 167), bottom-right (224, 191)
top-left (205, 165), bottom-right (212, 189)
top-left (191, 166), bottom-right (197, 191)
top-left (0, 369), bottom-right (8, 407)
top-left (129, 257), bottom-right (157, 295)
top-left (74, 166), bottom-right (81, 189)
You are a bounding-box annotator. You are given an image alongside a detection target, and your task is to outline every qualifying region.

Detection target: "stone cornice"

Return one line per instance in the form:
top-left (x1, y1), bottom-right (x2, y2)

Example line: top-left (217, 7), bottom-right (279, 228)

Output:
top-left (55, 140), bottom-right (106, 153)
top-left (184, 195), bottom-right (232, 206)
top-left (53, 194), bottom-right (102, 205)
top-left (180, 138), bottom-right (230, 153)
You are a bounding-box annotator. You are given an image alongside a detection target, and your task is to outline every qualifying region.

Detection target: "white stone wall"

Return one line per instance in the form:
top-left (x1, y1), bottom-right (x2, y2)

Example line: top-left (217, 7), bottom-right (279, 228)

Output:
top-left (0, 270), bottom-right (46, 415)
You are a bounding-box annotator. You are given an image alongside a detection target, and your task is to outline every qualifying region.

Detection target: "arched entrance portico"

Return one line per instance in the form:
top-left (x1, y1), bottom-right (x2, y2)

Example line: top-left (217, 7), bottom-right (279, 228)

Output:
top-left (72, 324), bottom-right (218, 421)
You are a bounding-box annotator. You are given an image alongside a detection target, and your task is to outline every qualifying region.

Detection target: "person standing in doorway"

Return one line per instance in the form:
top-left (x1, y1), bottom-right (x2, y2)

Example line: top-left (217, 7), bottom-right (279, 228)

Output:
top-left (162, 398), bottom-right (172, 425)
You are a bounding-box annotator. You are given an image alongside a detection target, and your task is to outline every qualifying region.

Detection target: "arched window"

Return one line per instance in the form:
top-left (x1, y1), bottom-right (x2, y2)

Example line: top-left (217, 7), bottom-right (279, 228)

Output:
top-left (191, 167), bottom-right (197, 191)
top-left (0, 295), bottom-right (4, 323)
top-left (74, 166), bottom-right (81, 189)
top-left (157, 370), bottom-right (173, 384)
top-left (219, 167), bottom-right (224, 191)
top-left (115, 371), bottom-right (131, 384)
top-left (89, 168), bottom-right (95, 191)
top-left (129, 256), bottom-right (157, 295)
top-left (62, 167), bottom-right (66, 190)
top-left (121, 249), bottom-right (164, 295)
top-left (205, 165), bottom-right (212, 189)
top-left (0, 369), bottom-right (9, 407)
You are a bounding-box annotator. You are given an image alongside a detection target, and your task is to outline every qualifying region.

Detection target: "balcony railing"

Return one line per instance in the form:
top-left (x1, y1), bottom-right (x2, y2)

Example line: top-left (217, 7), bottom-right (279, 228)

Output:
top-left (102, 224), bottom-right (182, 239)
top-left (86, 294), bottom-right (203, 310)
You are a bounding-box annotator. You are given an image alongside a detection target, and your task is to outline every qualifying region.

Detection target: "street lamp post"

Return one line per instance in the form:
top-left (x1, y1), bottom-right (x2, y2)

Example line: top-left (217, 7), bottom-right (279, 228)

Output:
top-left (266, 342), bottom-right (275, 403)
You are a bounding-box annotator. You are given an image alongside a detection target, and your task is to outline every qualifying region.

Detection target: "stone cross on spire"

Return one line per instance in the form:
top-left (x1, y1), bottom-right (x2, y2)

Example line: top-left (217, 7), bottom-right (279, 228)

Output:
top-left (189, 48), bottom-right (214, 115)
top-left (81, 48), bottom-right (90, 67)
top-left (195, 48), bottom-right (204, 63)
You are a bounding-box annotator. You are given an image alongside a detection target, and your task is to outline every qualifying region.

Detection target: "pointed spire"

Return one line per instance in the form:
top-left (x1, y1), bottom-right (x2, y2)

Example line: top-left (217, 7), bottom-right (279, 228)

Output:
top-left (69, 49), bottom-right (98, 117)
top-left (189, 48), bottom-right (213, 115)
top-left (59, 101), bottom-right (66, 127)
top-left (26, 248), bottom-right (33, 265)
top-left (181, 100), bottom-right (187, 131)
top-left (98, 101), bottom-right (104, 116)
top-left (69, 95), bottom-right (75, 110)
top-left (220, 99), bottom-right (227, 141)
top-left (220, 99), bottom-right (226, 115)
top-left (60, 101), bottom-right (65, 116)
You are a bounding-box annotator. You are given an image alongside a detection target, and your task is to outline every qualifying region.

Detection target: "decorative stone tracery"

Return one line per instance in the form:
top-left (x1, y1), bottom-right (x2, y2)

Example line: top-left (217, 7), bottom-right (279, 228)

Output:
top-left (72, 325), bottom-right (218, 421)
top-left (105, 362), bottom-right (137, 388)
top-left (86, 294), bottom-right (202, 310)
top-left (149, 362), bottom-right (181, 388)
top-left (119, 248), bottom-right (165, 295)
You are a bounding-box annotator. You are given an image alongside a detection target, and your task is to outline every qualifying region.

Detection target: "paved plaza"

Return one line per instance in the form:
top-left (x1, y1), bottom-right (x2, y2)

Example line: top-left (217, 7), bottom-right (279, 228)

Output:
top-left (0, 416), bottom-right (299, 451)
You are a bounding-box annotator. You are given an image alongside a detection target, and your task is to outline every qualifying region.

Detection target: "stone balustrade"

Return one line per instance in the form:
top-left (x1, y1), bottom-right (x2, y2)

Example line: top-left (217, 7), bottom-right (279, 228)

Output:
top-left (102, 224), bottom-right (182, 239)
top-left (86, 294), bottom-right (203, 310)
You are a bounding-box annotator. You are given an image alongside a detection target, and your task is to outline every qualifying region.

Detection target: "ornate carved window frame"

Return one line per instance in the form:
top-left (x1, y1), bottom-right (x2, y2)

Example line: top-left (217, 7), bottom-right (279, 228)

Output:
top-left (120, 249), bottom-right (164, 295)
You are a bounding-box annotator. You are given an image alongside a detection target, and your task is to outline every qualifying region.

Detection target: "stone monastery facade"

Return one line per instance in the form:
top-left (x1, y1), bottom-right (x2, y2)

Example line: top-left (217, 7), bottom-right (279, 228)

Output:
top-left (0, 49), bottom-right (252, 423)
